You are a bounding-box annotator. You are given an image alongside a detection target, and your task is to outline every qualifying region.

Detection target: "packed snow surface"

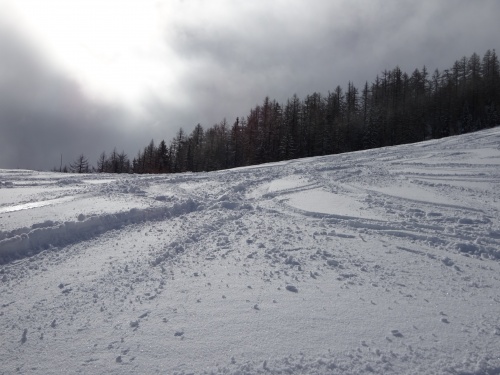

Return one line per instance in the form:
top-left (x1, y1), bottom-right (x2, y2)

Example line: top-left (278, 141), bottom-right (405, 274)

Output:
top-left (1, 128), bottom-right (500, 374)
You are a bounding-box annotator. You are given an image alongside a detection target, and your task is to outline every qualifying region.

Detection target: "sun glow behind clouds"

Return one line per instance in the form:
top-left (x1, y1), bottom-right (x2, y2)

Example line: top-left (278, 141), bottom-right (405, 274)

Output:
top-left (3, 0), bottom-right (351, 116)
top-left (6, 0), bottom-right (182, 111)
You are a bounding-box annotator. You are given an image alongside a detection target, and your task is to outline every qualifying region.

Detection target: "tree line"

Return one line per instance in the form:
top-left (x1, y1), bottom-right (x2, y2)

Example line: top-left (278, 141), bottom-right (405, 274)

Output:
top-left (59, 49), bottom-right (500, 174)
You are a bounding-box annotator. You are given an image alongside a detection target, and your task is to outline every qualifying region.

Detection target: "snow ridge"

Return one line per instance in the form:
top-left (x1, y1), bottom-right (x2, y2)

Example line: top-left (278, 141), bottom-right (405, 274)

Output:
top-left (0, 199), bottom-right (198, 264)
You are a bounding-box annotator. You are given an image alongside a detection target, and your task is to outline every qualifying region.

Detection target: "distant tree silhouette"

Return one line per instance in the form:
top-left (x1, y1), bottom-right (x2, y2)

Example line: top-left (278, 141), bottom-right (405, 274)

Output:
top-left (86, 49), bottom-right (499, 176)
top-left (70, 154), bottom-right (89, 173)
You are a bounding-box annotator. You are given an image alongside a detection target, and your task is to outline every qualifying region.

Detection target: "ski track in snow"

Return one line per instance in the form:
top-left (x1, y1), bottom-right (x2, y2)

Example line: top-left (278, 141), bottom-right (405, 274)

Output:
top-left (1, 128), bottom-right (500, 374)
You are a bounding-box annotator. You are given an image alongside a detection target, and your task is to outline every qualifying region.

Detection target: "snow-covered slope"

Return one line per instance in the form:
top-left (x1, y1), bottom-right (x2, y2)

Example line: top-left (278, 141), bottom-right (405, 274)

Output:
top-left (1, 128), bottom-right (500, 374)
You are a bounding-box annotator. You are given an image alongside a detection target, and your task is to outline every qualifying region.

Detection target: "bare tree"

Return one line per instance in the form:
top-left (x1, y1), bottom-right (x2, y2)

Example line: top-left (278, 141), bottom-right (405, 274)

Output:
top-left (96, 152), bottom-right (107, 173)
top-left (70, 154), bottom-right (90, 173)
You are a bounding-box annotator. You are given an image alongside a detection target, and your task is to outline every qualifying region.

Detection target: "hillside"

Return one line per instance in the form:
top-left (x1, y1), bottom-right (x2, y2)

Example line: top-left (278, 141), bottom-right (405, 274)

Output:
top-left (1, 128), bottom-right (500, 374)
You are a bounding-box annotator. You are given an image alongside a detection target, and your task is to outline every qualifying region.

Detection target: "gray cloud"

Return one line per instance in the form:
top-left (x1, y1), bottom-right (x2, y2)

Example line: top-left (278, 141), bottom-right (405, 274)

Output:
top-left (1, 0), bottom-right (500, 170)
top-left (164, 0), bottom-right (500, 122)
top-left (0, 22), bottom-right (155, 170)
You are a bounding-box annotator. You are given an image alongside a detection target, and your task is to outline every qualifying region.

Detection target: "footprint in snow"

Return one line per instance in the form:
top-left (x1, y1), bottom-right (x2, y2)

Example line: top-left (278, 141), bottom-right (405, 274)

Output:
top-left (20, 328), bottom-right (28, 343)
top-left (286, 285), bottom-right (298, 293)
top-left (391, 329), bottom-right (403, 337)
top-left (442, 257), bottom-right (454, 266)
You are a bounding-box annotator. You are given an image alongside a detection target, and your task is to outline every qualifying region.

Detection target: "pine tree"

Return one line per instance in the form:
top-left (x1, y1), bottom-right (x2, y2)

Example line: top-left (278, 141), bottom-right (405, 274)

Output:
top-left (157, 140), bottom-right (169, 173)
top-left (189, 124), bottom-right (205, 171)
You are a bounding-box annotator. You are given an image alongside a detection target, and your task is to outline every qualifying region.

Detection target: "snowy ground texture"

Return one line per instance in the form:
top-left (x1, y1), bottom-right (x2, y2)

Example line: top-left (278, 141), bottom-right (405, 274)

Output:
top-left (1, 128), bottom-right (500, 375)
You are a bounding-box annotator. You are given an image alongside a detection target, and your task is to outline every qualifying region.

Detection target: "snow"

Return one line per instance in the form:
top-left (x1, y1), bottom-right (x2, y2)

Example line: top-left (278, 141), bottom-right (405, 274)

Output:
top-left (285, 189), bottom-right (380, 220)
top-left (1, 128), bottom-right (500, 374)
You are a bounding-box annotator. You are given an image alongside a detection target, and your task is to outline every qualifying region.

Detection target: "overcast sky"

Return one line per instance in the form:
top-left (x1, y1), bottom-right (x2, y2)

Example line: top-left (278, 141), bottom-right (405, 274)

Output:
top-left (1, 0), bottom-right (499, 170)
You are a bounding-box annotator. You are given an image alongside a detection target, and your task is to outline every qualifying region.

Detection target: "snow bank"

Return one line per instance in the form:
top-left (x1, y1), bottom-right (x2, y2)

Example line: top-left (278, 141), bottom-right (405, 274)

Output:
top-left (0, 199), bottom-right (198, 264)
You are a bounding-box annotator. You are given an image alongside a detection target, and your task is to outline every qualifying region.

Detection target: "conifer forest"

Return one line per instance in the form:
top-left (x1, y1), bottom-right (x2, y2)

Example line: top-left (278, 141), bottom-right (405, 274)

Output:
top-left (65, 50), bottom-right (500, 174)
